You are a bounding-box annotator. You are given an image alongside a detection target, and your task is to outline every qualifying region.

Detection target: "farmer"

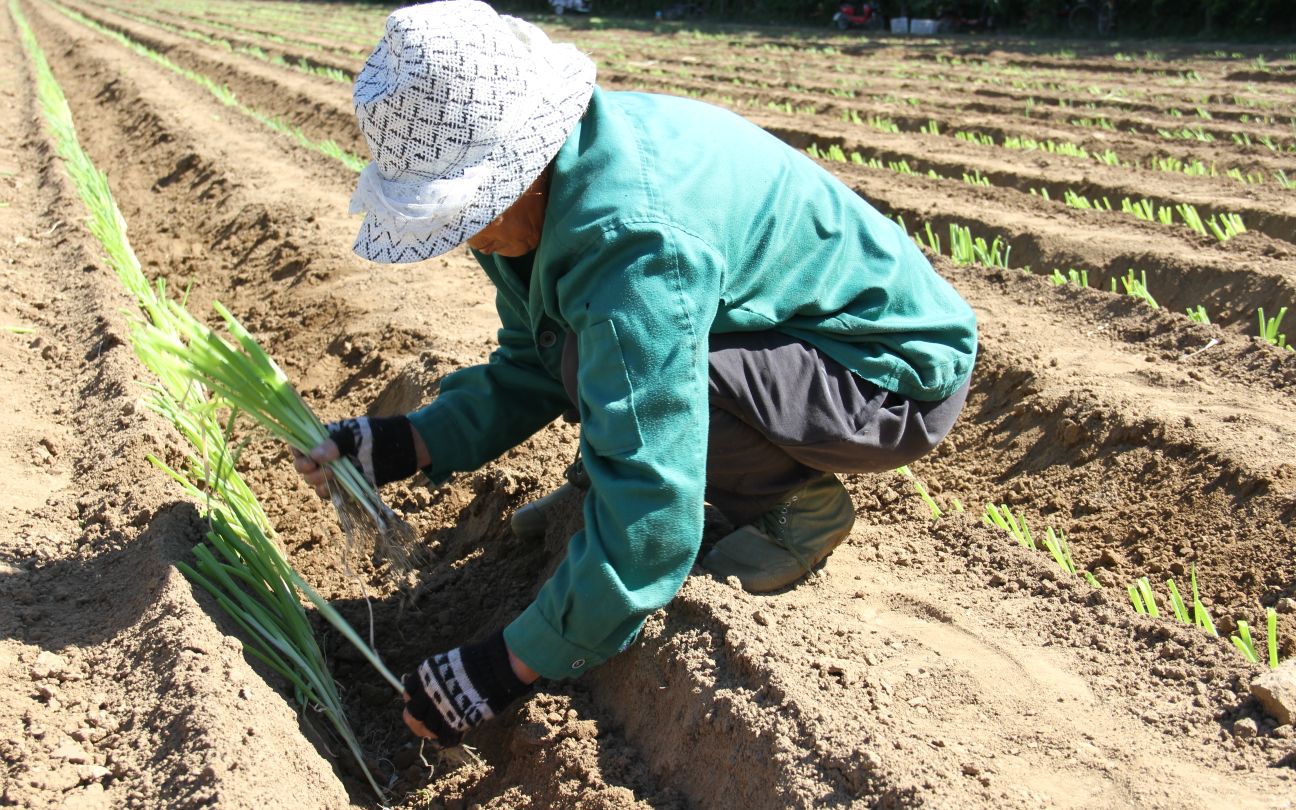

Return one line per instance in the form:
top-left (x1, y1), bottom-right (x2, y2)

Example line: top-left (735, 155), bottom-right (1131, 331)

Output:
top-left (293, 0), bottom-right (976, 747)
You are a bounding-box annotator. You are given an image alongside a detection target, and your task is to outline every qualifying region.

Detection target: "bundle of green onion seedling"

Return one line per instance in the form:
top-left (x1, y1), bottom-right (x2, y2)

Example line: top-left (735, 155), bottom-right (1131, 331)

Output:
top-left (178, 505), bottom-right (402, 799)
top-left (135, 297), bottom-right (416, 573)
top-left (14, 4), bottom-right (404, 796)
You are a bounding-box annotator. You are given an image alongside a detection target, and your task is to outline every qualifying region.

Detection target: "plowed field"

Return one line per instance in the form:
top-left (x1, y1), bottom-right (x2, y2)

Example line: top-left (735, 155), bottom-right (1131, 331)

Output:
top-left (3, 2), bottom-right (1295, 808)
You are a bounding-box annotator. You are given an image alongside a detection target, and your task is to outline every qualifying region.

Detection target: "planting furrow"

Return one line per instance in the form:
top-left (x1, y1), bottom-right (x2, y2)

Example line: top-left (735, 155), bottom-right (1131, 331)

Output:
top-left (57, 0), bottom-right (364, 162)
top-left (88, 0), bottom-right (360, 79)
top-left (0, 4), bottom-right (362, 807)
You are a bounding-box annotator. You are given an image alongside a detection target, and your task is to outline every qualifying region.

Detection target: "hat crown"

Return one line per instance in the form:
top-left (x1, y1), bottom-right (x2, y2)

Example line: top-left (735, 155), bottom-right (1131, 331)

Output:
top-left (354, 1), bottom-right (542, 185)
top-left (348, 0), bottom-right (596, 264)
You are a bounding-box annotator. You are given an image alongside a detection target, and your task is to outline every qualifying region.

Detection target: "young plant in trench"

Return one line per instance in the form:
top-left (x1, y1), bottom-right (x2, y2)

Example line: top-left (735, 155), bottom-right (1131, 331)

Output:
top-left (895, 465), bottom-right (961, 519)
top-left (1111, 269), bottom-right (1158, 309)
top-left (1050, 268), bottom-right (1089, 288)
top-left (1257, 307), bottom-right (1294, 350)
top-left (982, 503), bottom-right (1101, 588)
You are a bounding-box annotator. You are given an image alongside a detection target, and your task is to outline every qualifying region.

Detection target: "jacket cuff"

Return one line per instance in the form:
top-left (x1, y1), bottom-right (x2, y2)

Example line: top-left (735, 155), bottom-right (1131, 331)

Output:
top-left (503, 604), bottom-right (605, 681)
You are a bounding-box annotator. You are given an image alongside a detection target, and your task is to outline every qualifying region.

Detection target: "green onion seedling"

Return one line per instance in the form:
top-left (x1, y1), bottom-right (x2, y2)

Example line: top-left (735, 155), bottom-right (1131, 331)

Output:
top-left (1232, 620), bottom-right (1260, 664)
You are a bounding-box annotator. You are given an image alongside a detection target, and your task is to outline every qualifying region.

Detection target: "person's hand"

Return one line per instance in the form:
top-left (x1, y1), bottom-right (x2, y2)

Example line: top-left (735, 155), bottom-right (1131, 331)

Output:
top-left (401, 632), bottom-right (535, 747)
top-left (402, 692), bottom-right (438, 741)
top-left (292, 439), bottom-right (341, 498)
top-left (290, 415), bottom-right (426, 497)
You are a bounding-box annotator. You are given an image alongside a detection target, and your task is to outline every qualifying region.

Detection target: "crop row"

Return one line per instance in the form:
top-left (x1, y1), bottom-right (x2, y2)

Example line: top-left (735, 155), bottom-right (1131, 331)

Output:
top-left (807, 142), bottom-right (1257, 245)
top-left (14, 0), bottom-right (402, 798)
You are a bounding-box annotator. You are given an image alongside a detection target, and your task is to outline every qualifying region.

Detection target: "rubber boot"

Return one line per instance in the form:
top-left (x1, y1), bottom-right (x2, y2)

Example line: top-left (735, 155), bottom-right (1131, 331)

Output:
top-left (510, 459), bottom-right (589, 541)
top-left (701, 474), bottom-right (855, 592)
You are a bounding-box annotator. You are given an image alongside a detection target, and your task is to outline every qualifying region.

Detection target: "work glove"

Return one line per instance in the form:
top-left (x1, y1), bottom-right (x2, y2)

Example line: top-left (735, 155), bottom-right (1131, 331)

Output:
top-left (402, 630), bottom-right (533, 748)
top-left (325, 415), bottom-right (419, 488)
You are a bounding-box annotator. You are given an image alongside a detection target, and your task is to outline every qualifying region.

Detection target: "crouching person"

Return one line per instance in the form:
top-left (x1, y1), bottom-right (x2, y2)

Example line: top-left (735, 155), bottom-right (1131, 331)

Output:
top-left (292, 0), bottom-right (976, 747)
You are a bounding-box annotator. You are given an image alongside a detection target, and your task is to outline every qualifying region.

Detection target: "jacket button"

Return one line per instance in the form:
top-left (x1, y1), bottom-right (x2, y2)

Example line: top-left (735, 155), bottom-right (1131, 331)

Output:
top-left (538, 331), bottom-right (557, 348)
top-left (570, 658), bottom-right (585, 670)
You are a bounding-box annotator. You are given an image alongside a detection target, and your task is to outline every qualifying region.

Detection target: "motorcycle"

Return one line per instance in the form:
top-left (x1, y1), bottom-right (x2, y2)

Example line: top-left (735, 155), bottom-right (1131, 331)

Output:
top-left (833, 2), bottom-right (884, 30)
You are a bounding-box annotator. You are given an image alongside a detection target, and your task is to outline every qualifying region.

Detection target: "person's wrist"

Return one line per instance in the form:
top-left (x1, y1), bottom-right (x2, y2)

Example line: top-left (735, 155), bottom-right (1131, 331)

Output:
top-left (410, 422), bottom-right (432, 468)
top-left (508, 646), bottom-right (540, 685)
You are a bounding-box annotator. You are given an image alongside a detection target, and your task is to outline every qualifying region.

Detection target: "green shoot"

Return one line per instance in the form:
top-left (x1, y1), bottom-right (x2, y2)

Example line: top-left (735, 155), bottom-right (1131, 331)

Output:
top-left (1129, 583), bottom-right (1147, 614)
top-left (1111, 269), bottom-right (1159, 309)
top-left (895, 465), bottom-right (941, 519)
top-left (983, 503), bottom-right (1034, 549)
top-left (1176, 203), bottom-right (1207, 236)
top-left (1257, 306), bottom-right (1292, 350)
top-left (1232, 620), bottom-right (1259, 664)
top-left (1134, 576), bottom-right (1160, 617)
top-left (1166, 578), bottom-right (1191, 623)
top-left (1268, 608), bottom-right (1279, 669)
top-left (1050, 268), bottom-right (1089, 287)
top-left (1190, 567), bottom-right (1218, 636)
top-left (1186, 305), bottom-right (1210, 324)
top-left (1206, 213), bottom-right (1246, 242)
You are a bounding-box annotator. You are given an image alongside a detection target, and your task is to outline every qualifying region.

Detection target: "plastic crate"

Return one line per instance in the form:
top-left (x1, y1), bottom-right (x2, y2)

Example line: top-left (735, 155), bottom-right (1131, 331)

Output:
top-left (889, 16), bottom-right (908, 33)
top-left (908, 18), bottom-right (939, 34)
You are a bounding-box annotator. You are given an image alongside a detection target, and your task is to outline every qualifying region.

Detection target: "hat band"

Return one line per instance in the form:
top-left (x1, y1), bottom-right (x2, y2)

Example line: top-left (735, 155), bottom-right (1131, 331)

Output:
top-left (349, 162), bottom-right (490, 234)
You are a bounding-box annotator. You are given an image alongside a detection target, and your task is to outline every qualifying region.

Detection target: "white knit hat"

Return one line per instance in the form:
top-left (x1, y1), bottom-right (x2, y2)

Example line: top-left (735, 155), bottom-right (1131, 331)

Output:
top-left (349, 1), bottom-right (596, 264)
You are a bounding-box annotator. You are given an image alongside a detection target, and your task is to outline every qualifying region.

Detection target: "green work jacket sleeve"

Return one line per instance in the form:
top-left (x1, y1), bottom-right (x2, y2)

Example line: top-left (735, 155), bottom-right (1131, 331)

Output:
top-left (504, 223), bottom-right (723, 679)
top-left (405, 287), bottom-right (571, 484)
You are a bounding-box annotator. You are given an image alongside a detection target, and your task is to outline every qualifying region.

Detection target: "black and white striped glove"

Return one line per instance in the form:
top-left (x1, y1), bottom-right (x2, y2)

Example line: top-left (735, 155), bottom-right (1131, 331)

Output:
top-left (325, 415), bottom-right (418, 488)
top-left (402, 631), bottom-right (532, 747)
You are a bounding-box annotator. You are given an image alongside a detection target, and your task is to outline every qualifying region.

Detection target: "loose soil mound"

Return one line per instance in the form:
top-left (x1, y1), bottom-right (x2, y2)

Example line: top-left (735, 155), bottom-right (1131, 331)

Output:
top-left (3, 1), bottom-right (1295, 808)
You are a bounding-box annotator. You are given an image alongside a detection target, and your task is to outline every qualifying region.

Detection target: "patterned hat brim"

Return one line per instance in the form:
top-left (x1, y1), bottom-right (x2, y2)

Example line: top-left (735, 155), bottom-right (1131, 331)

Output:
top-left (352, 48), bottom-right (596, 265)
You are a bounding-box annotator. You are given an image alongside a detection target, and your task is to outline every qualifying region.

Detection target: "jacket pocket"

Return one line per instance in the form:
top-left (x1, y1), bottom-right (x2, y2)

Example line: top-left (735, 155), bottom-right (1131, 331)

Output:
top-left (577, 320), bottom-right (644, 457)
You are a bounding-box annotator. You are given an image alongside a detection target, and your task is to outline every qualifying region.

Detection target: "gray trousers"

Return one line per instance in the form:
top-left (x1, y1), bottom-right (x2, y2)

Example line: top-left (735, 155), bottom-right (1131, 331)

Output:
top-left (562, 331), bottom-right (969, 526)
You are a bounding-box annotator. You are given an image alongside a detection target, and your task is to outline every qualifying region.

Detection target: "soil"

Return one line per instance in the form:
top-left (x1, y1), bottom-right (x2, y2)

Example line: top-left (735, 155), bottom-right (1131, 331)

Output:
top-left (3, 1), bottom-right (1296, 808)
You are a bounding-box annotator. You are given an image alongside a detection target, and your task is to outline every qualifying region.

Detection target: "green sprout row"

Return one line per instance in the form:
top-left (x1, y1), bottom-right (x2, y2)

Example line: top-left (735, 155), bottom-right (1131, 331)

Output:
top-left (1032, 187), bottom-right (1250, 243)
top-left (979, 501), bottom-right (1284, 670)
top-left (1111, 269), bottom-right (1159, 309)
top-left (1129, 573), bottom-right (1280, 669)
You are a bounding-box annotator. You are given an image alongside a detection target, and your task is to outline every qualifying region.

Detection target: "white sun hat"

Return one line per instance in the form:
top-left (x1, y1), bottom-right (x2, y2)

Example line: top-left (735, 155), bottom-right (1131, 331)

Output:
top-left (349, 0), bottom-right (596, 264)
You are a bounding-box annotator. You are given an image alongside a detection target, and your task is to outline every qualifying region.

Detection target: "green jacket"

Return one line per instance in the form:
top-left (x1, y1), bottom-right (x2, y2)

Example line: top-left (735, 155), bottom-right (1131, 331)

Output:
top-left (409, 88), bottom-right (976, 680)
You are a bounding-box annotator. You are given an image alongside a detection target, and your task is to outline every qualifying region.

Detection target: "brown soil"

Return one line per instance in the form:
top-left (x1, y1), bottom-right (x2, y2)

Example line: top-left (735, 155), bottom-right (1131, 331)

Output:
top-left (4, 1), bottom-right (1296, 808)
